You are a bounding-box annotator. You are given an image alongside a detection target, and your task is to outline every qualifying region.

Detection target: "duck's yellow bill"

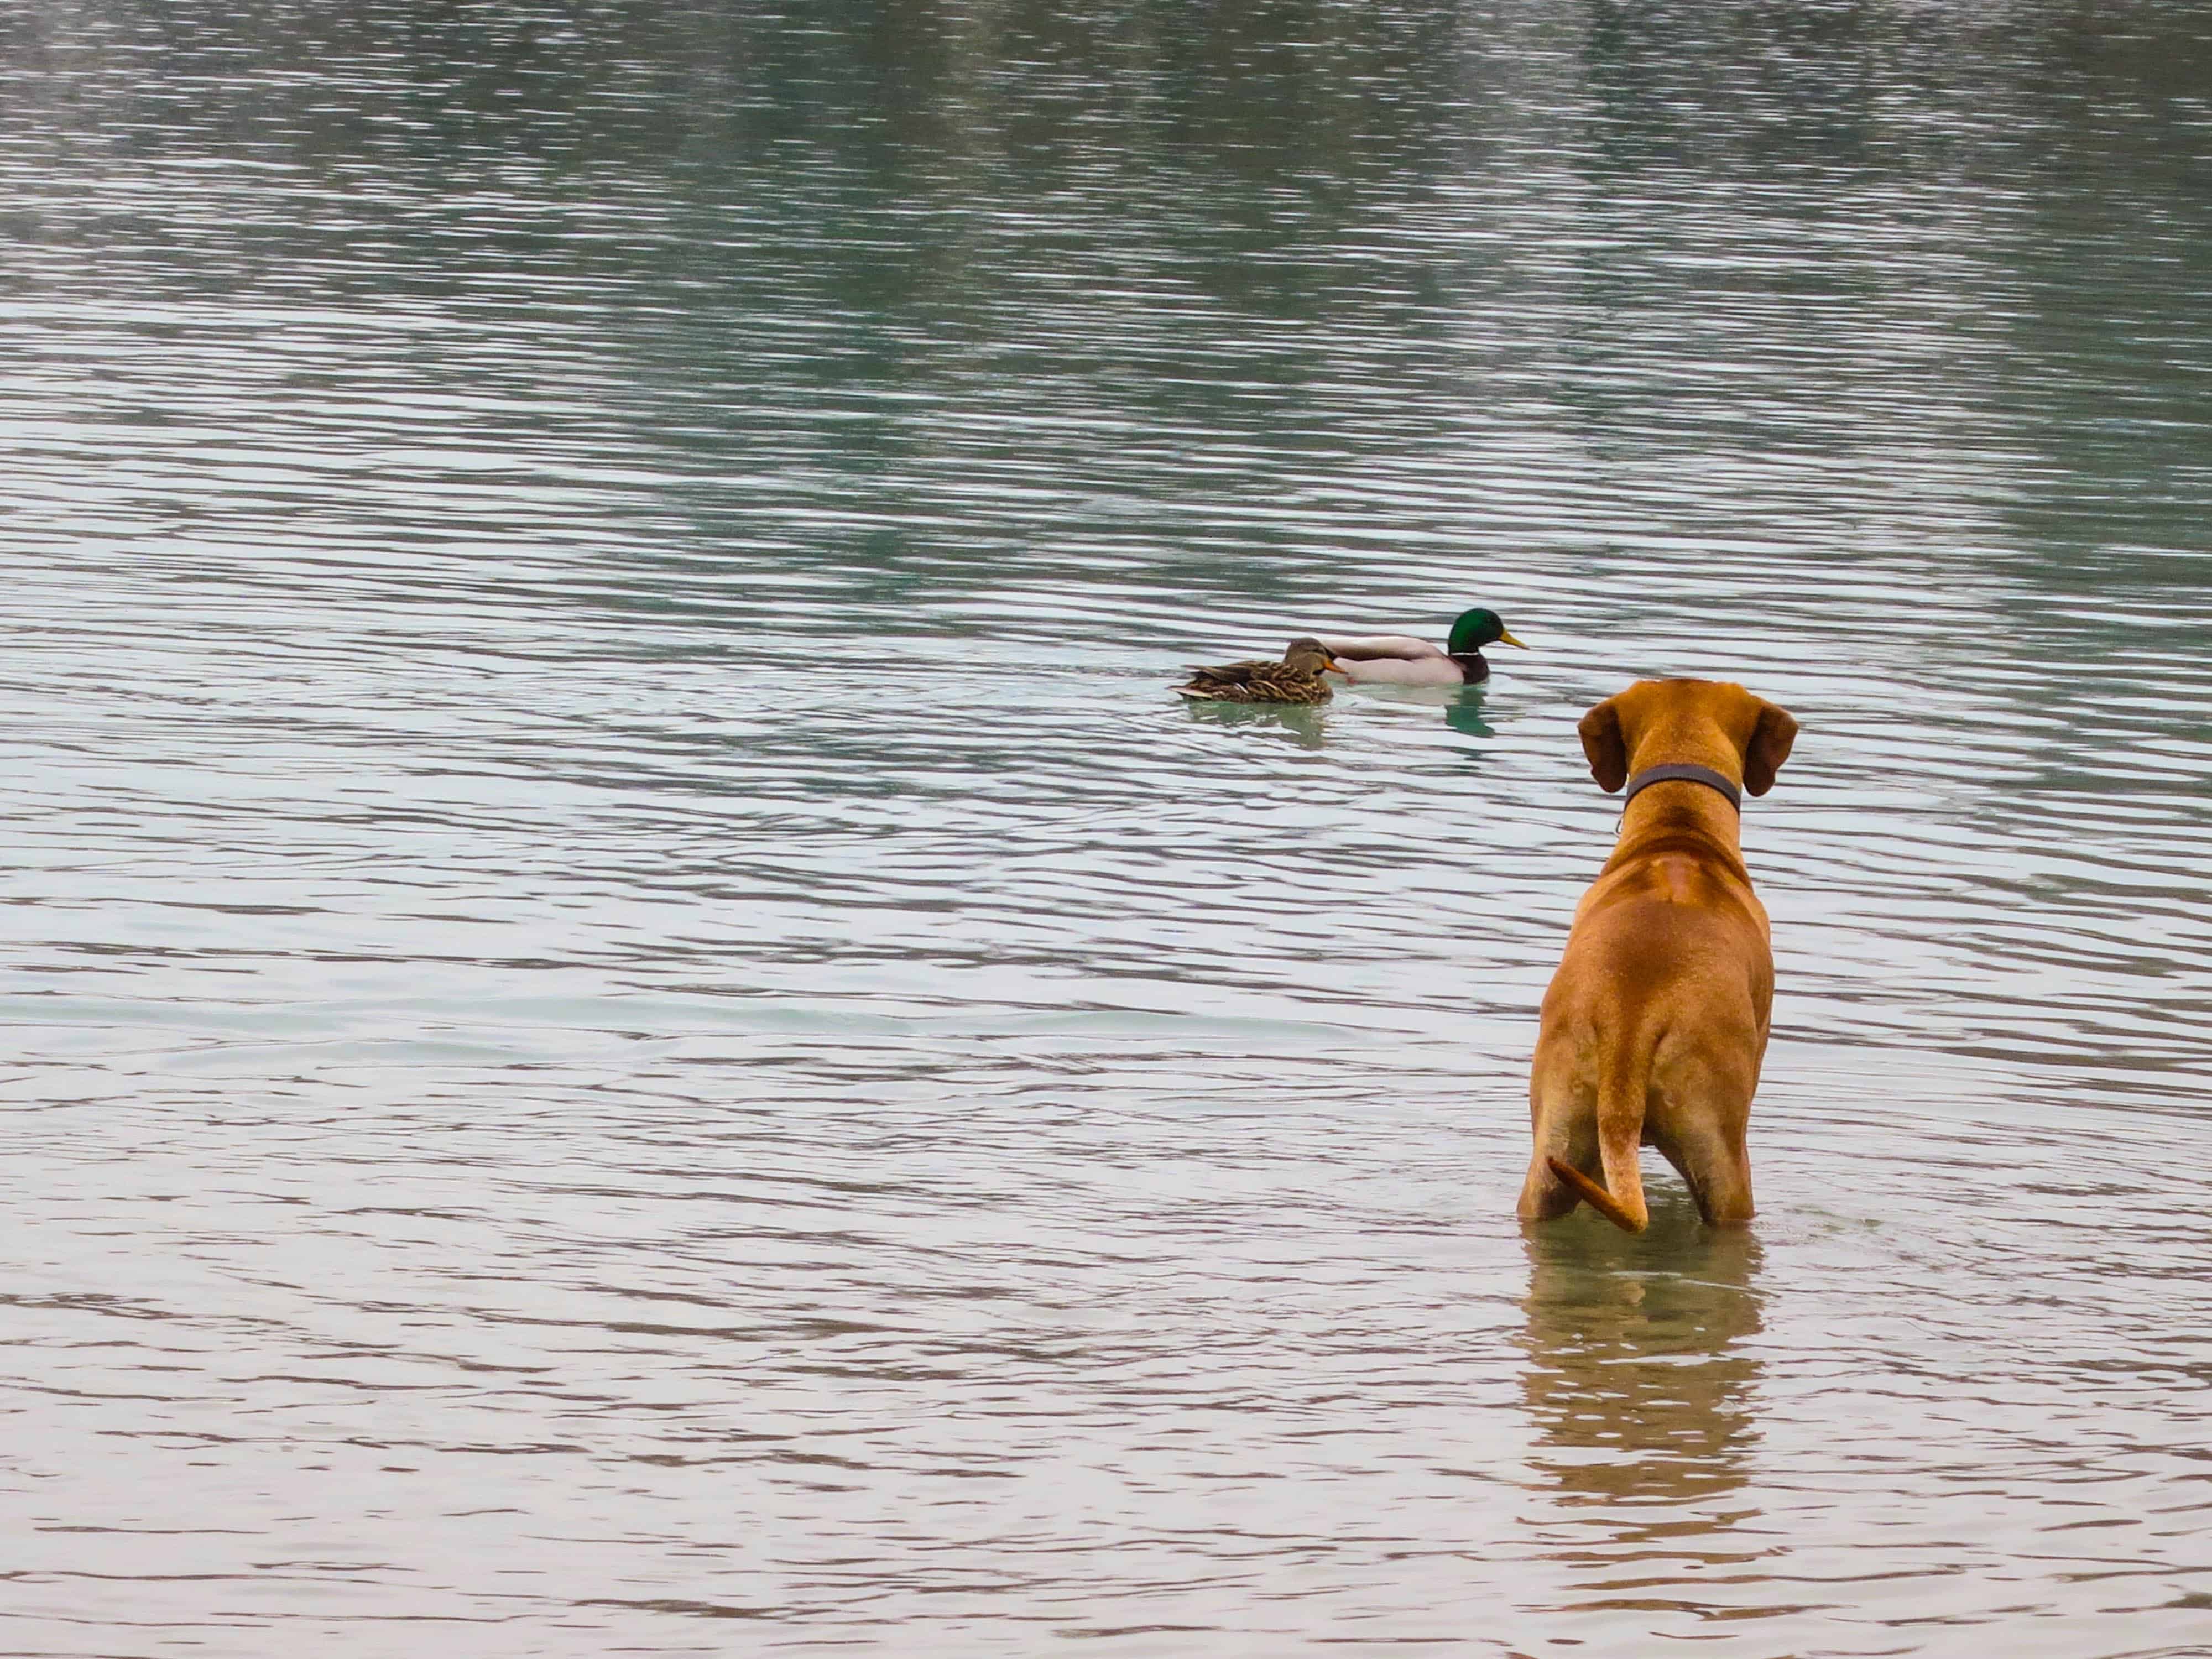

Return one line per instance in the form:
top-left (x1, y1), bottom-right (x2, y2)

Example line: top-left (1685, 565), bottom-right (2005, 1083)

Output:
top-left (1498, 629), bottom-right (1528, 649)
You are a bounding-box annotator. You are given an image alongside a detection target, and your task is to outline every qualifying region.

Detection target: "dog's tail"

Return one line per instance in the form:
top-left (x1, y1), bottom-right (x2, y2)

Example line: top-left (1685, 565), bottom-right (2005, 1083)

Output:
top-left (1544, 1045), bottom-right (1651, 1233)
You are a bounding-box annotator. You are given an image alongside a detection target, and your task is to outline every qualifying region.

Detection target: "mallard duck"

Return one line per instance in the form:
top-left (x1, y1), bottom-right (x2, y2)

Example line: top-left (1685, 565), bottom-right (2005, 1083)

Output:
top-left (1176, 638), bottom-right (1342, 705)
top-left (1316, 607), bottom-right (1527, 686)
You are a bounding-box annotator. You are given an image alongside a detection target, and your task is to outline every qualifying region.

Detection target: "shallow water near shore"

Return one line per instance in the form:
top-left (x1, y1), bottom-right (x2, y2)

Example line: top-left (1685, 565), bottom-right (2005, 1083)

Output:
top-left (4, 2), bottom-right (2212, 1654)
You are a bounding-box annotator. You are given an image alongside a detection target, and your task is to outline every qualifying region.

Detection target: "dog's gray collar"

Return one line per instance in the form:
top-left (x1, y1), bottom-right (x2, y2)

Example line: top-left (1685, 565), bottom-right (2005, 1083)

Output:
top-left (1622, 763), bottom-right (1741, 812)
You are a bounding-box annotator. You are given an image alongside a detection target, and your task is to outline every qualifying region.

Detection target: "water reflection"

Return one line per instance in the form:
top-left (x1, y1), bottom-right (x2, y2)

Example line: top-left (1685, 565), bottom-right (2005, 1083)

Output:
top-left (1442, 695), bottom-right (1495, 740)
top-left (1178, 680), bottom-right (1493, 748)
top-left (1520, 1187), bottom-right (1765, 1511)
top-left (1181, 700), bottom-right (1330, 748)
top-left (1352, 682), bottom-right (1499, 739)
top-left (1323, 681), bottom-right (1499, 739)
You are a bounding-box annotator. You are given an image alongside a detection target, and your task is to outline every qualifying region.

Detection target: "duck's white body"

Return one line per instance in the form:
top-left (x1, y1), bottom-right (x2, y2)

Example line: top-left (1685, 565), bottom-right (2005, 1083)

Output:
top-left (1313, 633), bottom-right (1472, 686)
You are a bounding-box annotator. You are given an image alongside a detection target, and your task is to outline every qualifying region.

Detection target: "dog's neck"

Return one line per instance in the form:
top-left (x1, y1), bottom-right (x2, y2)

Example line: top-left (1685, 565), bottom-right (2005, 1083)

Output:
top-left (1612, 768), bottom-right (1748, 870)
top-left (1623, 762), bottom-right (1740, 813)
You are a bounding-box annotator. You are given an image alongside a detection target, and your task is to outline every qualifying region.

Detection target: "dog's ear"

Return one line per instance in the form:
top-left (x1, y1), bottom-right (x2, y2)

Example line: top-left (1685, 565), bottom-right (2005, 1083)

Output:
top-left (1743, 698), bottom-right (1798, 796)
top-left (1578, 697), bottom-right (1629, 793)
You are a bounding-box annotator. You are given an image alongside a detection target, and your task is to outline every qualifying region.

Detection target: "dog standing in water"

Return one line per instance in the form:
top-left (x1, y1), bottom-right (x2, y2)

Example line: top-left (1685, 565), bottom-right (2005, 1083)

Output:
top-left (1521, 680), bottom-right (1798, 1232)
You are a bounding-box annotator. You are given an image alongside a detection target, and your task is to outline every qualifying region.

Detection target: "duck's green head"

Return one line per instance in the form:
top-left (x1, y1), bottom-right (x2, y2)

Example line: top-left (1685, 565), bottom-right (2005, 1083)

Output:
top-left (1447, 607), bottom-right (1527, 655)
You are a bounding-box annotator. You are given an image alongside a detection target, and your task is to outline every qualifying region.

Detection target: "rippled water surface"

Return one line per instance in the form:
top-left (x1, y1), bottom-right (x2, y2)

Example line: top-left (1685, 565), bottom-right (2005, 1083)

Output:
top-left (5, 2), bottom-right (2212, 1654)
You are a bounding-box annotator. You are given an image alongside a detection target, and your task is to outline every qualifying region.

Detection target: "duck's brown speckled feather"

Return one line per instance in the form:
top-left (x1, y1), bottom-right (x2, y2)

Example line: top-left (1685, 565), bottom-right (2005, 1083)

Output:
top-left (1175, 658), bottom-right (1334, 705)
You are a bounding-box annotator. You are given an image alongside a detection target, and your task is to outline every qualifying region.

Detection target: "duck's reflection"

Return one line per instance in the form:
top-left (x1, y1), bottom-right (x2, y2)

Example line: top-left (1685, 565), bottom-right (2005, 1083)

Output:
top-left (1182, 701), bottom-right (1328, 748)
top-left (1182, 687), bottom-right (1494, 745)
top-left (1519, 1186), bottom-right (1764, 1509)
top-left (1342, 682), bottom-right (1496, 738)
top-left (1442, 691), bottom-right (1495, 739)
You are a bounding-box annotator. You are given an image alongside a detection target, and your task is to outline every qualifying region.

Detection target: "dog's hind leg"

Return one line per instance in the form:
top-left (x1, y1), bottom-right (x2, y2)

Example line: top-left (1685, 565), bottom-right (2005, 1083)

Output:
top-left (1656, 1098), bottom-right (1755, 1227)
top-left (1651, 1042), bottom-right (1757, 1228)
top-left (1517, 1077), bottom-right (1599, 1224)
top-left (1517, 1118), bottom-right (1597, 1222)
top-left (1517, 1154), bottom-right (1580, 1222)
top-left (1678, 1125), bottom-right (1755, 1227)
top-left (1524, 1045), bottom-right (1651, 1233)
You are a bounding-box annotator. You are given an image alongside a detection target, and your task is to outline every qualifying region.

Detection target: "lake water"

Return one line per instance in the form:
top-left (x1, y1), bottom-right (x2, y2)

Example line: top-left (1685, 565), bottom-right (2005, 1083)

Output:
top-left (4, 3), bottom-right (2211, 1654)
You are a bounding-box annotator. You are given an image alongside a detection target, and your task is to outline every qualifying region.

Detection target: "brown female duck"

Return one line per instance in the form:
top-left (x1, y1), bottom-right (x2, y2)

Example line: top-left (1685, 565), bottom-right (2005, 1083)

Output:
top-left (1175, 638), bottom-right (1343, 705)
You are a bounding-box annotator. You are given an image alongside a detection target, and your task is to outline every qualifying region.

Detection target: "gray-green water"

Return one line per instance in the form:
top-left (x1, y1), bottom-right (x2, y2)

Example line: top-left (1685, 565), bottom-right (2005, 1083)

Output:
top-left (4, 3), bottom-right (2212, 1654)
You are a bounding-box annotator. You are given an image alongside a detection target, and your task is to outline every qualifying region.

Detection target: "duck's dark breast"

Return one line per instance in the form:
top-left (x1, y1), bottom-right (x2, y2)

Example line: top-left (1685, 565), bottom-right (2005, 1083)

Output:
top-left (1448, 652), bottom-right (1489, 682)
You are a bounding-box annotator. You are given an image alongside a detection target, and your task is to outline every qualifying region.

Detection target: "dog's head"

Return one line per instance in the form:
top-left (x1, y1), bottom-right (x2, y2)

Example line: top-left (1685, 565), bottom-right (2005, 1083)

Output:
top-left (1577, 680), bottom-right (1798, 796)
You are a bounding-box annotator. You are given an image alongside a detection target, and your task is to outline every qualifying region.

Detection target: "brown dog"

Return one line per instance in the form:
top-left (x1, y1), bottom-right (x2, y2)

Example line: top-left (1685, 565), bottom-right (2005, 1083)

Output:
top-left (1520, 680), bottom-right (1798, 1232)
